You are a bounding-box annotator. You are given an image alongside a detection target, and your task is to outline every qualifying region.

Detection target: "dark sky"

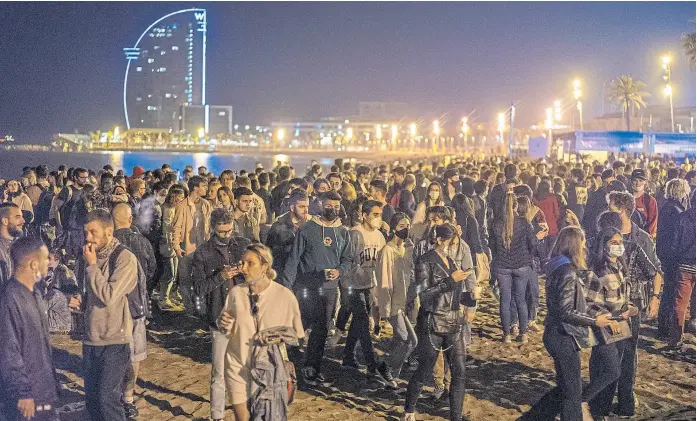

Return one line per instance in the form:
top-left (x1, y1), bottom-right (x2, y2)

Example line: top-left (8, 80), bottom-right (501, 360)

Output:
top-left (1, 1), bottom-right (695, 142)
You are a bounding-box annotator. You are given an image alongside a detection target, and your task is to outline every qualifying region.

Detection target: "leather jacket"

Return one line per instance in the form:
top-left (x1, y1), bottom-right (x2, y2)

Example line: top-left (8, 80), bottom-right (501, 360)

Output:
top-left (544, 256), bottom-right (596, 350)
top-left (411, 249), bottom-right (465, 317)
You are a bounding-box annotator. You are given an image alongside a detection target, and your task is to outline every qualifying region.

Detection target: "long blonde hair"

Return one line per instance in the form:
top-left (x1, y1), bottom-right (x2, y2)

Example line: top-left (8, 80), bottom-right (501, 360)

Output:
top-left (503, 192), bottom-right (517, 250)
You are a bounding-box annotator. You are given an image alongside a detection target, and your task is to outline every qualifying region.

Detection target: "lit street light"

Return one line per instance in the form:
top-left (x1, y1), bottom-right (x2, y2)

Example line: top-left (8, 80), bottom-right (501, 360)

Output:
top-left (391, 124), bottom-right (398, 141)
top-left (346, 127), bottom-right (353, 140)
top-left (198, 127), bottom-right (205, 140)
top-left (497, 113), bottom-right (505, 143)
top-left (276, 128), bottom-right (285, 142)
top-left (461, 117), bottom-right (469, 148)
top-left (375, 124), bottom-right (382, 140)
top-left (410, 122), bottom-right (417, 138)
top-left (662, 55), bottom-right (675, 132)
top-left (573, 79), bottom-right (583, 131)
top-left (554, 100), bottom-right (562, 122)
top-left (545, 108), bottom-right (554, 152)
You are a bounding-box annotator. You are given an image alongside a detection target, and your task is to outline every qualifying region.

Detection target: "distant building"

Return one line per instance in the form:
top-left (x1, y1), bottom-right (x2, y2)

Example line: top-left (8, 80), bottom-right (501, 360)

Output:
top-left (358, 101), bottom-right (411, 120)
top-left (585, 105), bottom-right (695, 133)
top-left (123, 8), bottom-right (208, 131)
top-left (179, 104), bottom-right (232, 136)
top-left (123, 8), bottom-right (233, 137)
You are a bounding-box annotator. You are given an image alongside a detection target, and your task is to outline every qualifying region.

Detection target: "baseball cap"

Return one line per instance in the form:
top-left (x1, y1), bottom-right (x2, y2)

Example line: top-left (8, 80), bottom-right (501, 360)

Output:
top-left (630, 169), bottom-right (647, 180)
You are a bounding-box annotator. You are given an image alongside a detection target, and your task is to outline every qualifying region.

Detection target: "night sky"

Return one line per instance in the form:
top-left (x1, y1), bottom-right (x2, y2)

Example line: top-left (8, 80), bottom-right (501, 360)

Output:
top-left (1, 1), bottom-right (695, 142)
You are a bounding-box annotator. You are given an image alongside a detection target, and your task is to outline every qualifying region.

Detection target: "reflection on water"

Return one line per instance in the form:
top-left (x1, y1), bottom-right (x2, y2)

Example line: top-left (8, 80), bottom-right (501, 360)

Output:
top-left (0, 150), bottom-right (347, 177)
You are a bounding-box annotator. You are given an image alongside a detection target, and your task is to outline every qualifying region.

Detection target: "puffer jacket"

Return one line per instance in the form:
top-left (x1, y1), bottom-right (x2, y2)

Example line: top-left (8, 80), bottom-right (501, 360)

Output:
top-left (410, 249), bottom-right (464, 317)
top-left (544, 255), bottom-right (596, 350)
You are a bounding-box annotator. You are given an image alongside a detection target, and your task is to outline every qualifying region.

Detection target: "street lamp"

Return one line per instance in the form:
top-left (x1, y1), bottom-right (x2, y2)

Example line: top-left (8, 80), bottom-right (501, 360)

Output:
top-left (545, 108), bottom-right (554, 154)
top-left (554, 100), bottom-right (562, 122)
top-left (375, 124), bottom-right (382, 142)
top-left (433, 120), bottom-right (440, 151)
top-left (461, 117), bottom-right (469, 148)
top-left (573, 80), bottom-right (583, 131)
top-left (410, 122), bottom-right (417, 138)
top-left (276, 128), bottom-right (285, 142)
top-left (346, 127), bottom-right (353, 140)
top-left (198, 127), bottom-right (205, 140)
top-left (497, 113), bottom-right (505, 143)
top-left (662, 55), bottom-right (675, 132)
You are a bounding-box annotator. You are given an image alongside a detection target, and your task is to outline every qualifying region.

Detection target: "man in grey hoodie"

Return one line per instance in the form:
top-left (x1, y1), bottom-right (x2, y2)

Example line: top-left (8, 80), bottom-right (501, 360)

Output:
top-left (71, 209), bottom-right (138, 421)
top-left (281, 191), bottom-right (351, 387)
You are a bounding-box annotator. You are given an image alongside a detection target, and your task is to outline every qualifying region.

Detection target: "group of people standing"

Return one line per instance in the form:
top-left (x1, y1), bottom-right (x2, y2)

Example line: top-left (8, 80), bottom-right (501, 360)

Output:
top-left (0, 152), bottom-right (694, 421)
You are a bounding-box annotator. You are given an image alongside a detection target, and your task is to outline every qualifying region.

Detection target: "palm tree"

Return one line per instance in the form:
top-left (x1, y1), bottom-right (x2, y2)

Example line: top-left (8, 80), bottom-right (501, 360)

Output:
top-left (682, 31), bottom-right (696, 71)
top-left (607, 75), bottom-right (650, 131)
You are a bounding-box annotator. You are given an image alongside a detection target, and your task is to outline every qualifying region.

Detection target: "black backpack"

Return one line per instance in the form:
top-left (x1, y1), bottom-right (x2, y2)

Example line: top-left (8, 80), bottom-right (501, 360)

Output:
top-left (108, 244), bottom-right (151, 320)
top-left (35, 188), bottom-right (54, 226)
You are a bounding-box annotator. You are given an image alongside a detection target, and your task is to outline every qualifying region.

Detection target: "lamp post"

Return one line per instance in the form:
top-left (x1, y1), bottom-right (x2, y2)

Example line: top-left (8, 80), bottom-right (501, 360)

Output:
top-left (433, 120), bottom-right (440, 152)
top-left (545, 108), bottom-right (554, 154)
top-left (573, 80), bottom-right (583, 131)
top-left (662, 56), bottom-right (675, 133)
top-left (497, 113), bottom-right (505, 145)
top-left (461, 117), bottom-right (469, 150)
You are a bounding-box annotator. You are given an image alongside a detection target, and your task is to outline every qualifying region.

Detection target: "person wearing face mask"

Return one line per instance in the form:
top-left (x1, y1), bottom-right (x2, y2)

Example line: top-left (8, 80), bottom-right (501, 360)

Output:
top-left (339, 200), bottom-right (395, 385)
top-left (191, 209), bottom-right (251, 421)
top-left (280, 191), bottom-right (351, 387)
top-left (378, 213), bottom-right (417, 382)
top-left (218, 244), bottom-right (304, 421)
top-left (134, 181), bottom-right (167, 248)
top-left (403, 224), bottom-right (472, 421)
top-left (441, 169), bottom-right (461, 206)
top-left (0, 203), bottom-right (26, 288)
top-left (0, 237), bottom-right (60, 421)
top-left (585, 227), bottom-right (638, 420)
top-left (413, 182), bottom-right (445, 226)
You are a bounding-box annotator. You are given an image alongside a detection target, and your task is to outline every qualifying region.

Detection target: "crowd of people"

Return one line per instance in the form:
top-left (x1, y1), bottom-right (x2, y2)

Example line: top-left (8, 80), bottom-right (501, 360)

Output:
top-left (0, 152), bottom-right (694, 421)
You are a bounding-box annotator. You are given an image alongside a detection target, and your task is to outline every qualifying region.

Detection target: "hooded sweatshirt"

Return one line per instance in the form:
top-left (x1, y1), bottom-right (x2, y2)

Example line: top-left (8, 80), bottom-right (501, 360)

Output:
top-left (345, 224), bottom-right (386, 290)
top-left (281, 216), bottom-right (351, 291)
top-left (377, 241), bottom-right (414, 319)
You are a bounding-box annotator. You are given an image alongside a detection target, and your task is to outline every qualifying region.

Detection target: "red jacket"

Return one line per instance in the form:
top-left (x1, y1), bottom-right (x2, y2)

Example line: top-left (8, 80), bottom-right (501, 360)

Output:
top-left (535, 194), bottom-right (560, 236)
top-left (635, 193), bottom-right (658, 238)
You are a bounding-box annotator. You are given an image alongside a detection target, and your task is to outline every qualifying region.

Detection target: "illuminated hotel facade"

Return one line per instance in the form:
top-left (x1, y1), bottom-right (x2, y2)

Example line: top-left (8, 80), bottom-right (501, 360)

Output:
top-left (123, 8), bottom-right (214, 133)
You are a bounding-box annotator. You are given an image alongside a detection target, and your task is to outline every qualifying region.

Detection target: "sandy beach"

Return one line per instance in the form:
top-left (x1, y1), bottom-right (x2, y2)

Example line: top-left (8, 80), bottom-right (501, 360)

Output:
top-left (51, 278), bottom-right (696, 421)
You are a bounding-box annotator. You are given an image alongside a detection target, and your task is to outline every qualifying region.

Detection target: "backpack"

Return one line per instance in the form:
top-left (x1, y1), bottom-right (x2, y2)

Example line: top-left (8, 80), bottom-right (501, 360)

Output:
top-left (35, 188), bottom-right (55, 226)
top-left (109, 244), bottom-right (151, 320)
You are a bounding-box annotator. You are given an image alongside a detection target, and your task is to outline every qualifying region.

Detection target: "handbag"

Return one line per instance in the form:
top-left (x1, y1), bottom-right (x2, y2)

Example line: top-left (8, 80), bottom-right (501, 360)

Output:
top-left (475, 252), bottom-right (490, 283)
top-left (594, 272), bottom-right (633, 345)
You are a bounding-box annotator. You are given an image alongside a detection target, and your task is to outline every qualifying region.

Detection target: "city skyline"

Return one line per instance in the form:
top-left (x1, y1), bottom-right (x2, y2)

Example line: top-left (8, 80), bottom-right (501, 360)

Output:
top-left (1, 2), bottom-right (695, 142)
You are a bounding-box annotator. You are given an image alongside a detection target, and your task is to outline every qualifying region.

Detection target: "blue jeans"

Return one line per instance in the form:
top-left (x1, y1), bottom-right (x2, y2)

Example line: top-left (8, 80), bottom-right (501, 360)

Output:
top-left (83, 344), bottom-right (130, 421)
top-left (511, 267), bottom-right (540, 326)
top-left (494, 266), bottom-right (532, 335)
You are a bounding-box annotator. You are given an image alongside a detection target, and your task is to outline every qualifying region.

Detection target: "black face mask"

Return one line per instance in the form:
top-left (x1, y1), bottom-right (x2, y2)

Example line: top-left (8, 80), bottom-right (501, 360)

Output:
top-left (395, 228), bottom-right (409, 240)
top-left (323, 207), bottom-right (338, 221)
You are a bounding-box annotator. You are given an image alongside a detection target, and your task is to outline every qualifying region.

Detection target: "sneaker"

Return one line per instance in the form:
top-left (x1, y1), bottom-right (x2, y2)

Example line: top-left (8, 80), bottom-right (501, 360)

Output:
top-left (432, 383), bottom-right (446, 400)
top-left (301, 366), bottom-right (332, 387)
top-left (511, 324), bottom-right (520, 337)
top-left (402, 412), bottom-right (416, 421)
top-left (123, 401), bottom-right (138, 419)
top-left (516, 333), bottom-right (529, 344)
top-left (528, 321), bottom-right (540, 332)
top-left (503, 334), bottom-right (512, 344)
top-left (342, 359), bottom-right (367, 372)
top-left (374, 362), bottom-right (397, 388)
top-left (328, 329), bottom-right (344, 347)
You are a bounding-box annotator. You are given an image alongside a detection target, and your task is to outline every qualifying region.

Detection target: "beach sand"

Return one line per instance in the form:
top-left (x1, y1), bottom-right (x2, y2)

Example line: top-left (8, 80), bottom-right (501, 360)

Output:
top-left (51, 278), bottom-right (695, 420)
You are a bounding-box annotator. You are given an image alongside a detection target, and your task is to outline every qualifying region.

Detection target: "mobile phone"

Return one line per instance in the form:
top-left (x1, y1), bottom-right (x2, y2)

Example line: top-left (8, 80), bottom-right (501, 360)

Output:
top-left (608, 315), bottom-right (625, 321)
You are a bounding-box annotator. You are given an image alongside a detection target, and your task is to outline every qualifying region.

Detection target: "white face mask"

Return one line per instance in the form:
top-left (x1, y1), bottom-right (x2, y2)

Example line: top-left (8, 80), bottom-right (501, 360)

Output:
top-left (608, 244), bottom-right (625, 258)
top-left (369, 216), bottom-right (382, 230)
top-left (429, 191), bottom-right (439, 201)
top-left (156, 195), bottom-right (166, 205)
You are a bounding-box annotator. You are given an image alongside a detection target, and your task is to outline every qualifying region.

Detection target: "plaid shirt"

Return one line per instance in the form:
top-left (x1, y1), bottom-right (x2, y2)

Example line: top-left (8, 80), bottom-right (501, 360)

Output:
top-left (585, 264), bottom-right (627, 318)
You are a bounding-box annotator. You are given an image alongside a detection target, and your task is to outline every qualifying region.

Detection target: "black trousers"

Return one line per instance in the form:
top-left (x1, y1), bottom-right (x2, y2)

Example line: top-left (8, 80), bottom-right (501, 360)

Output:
top-left (404, 315), bottom-right (467, 421)
top-left (295, 286), bottom-right (334, 373)
top-left (613, 313), bottom-right (641, 416)
top-left (588, 341), bottom-right (624, 416)
top-left (524, 327), bottom-right (583, 421)
top-left (83, 343), bottom-right (130, 421)
top-left (343, 288), bottom-right (377, 369)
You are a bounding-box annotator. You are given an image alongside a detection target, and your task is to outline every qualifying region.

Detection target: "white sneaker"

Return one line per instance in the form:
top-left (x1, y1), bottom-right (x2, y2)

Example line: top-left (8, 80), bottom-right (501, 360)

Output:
top-left (402, 412), bottom-right (416, 421)
top-left (432, 383), bottom-right (446, 400)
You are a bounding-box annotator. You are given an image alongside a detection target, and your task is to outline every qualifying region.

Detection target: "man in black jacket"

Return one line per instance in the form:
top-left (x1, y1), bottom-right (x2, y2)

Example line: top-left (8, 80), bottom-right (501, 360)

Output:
top-left (191, 208), bottom-right (250, 421)
top-left (0, 237), bottom-right (59, 421)
top-left (581, 169), bottom-right (615, 237)
top-left (265, 189), bottom-right (309, 279)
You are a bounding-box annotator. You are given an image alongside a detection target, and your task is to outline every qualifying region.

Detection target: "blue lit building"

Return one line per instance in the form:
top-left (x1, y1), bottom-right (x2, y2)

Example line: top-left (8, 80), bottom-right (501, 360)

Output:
top-left (123, 8), bottom-right (207, 131)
